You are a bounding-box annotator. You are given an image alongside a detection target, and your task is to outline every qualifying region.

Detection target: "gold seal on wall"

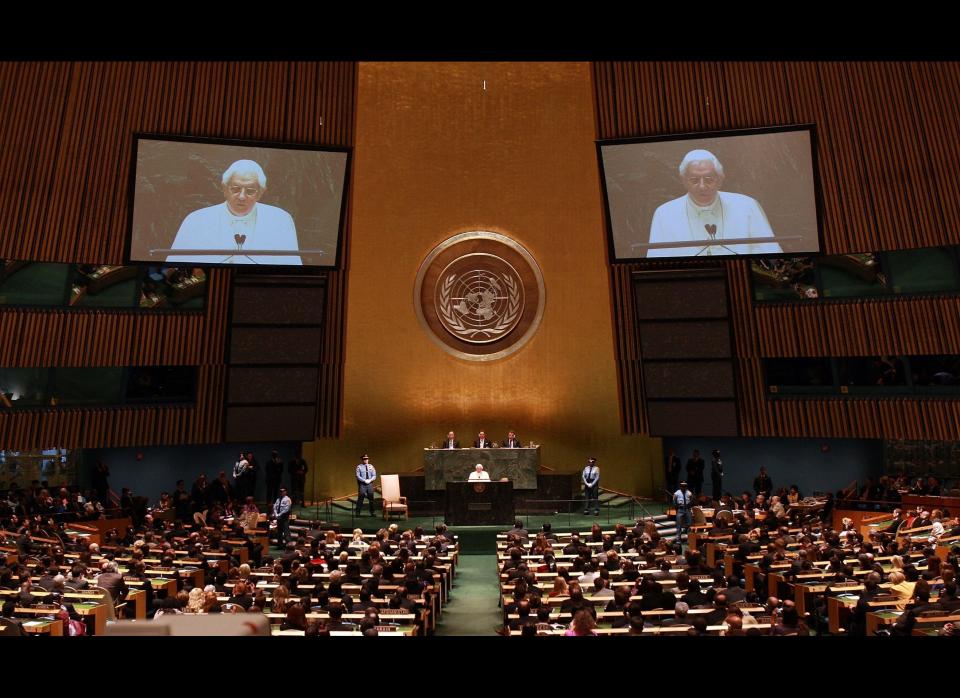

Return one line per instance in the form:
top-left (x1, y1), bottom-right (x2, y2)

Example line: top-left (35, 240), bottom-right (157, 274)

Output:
top-left (415, 232), bottom-right (545, 361)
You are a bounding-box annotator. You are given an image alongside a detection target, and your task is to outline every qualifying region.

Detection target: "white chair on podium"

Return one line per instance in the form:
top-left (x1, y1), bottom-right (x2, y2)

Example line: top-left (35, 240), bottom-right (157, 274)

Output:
top-left (381, 474), bottom-right (408, 521)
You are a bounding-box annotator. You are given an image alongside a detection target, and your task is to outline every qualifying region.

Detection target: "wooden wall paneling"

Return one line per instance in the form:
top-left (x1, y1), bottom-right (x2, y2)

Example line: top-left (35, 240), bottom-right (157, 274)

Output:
top-left (590, 63), bottom-right (613, 139)
top-left (723, 62), bottom-right (795, 127)
top-left (751, 297), bottom-right (960, 359)
top-left (909, 62), bottom-right (960, 245)
top-left (0, 63), bottom-right (72, 261)
top-left (131, 62), bottom-right (194, 136)
top-left (659, 62), bottom-right (730, 134)
top-left (811, 63), bottom-right (875, 253)
top-left (846, 62), bottom-right (944, 250)
top-left (200, 269), bottom-right (230, 364)
top-left (612, 265), bottom-right (643, 433)
top-left (317, 271), bottom-right (342, 438)
top-left (286, 62), bottom-right (316, 142)
top-left (188, 62), bottom-right (228, 137)
top-left (612, 265), bottom-right (645, 434)
top-left (615, 63), bottom-right (640, 137)
top-left (778, 63), bottom-right (841, 254)
top-left (74, 63), bottom-right (134, 263)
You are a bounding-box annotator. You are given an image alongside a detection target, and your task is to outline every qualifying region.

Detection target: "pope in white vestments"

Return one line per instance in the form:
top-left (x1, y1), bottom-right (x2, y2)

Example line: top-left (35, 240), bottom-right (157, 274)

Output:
top-left (468, 464), bottom-right (491, 481)
top-left (167, 159), bottom-right (302, 265)
top-left (647, 149), bottom-right (782, 258)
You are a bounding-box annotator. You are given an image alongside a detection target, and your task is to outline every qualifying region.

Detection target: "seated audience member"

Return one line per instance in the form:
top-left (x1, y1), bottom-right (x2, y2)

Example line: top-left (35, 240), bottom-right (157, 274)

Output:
top-left (724, 613), bottom-right (745, 636)
top-left (279, 603), bottom-right (308, 632)
top-left (660, 601), bottom-right (691, 628)
top-left (770, 601), bottom-right (807, 636)
top-left (564, 608), bottom-right (598, 636)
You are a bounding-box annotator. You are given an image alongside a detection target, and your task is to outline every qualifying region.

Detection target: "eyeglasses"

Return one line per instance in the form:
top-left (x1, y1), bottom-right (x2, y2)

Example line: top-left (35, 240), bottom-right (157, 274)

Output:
top-left (227, 185), bottom-right (261, 197)
top-left (686, 176), bottom-right (718, 187)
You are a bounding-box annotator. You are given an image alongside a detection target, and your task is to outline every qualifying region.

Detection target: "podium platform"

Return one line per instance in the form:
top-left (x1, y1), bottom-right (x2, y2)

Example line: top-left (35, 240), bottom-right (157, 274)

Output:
top-left (445, 480), bottom-right (514, 525)
top-left (424, 447), bottom-right (539, 490)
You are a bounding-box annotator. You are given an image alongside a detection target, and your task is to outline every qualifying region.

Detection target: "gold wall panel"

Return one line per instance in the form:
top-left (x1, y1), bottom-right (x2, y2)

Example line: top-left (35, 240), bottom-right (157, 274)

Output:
top-left (307, 62), bottom-right (661, 499)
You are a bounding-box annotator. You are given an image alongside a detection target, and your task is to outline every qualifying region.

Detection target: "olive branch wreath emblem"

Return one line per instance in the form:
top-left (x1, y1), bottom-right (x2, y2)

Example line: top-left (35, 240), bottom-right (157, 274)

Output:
top-left (439, 271), bottom-right (521, 340)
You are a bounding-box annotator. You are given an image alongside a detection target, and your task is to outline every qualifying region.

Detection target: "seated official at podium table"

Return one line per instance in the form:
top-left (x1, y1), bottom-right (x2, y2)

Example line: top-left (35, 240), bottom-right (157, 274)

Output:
top-left (468, 464), bottom-right (490, 481)
top-left (474, 431), bottom-right (492, 448)
top-left (442, 431), bottom-right (460, 449)
top-left (503, 430), bottom-right (522, 448)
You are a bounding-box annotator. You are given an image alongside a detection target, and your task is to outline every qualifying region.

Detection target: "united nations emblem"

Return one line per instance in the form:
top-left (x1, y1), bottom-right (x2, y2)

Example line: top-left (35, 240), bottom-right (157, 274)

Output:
top-left (438, 259), bottom-right (523, 344)
top-left (472, 482), bottom-right (488, 494)
top-left (415, 232), bottom-right (545, 361)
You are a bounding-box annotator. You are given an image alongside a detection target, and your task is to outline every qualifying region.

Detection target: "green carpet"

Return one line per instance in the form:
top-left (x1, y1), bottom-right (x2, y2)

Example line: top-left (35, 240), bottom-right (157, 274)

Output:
top-left (290, 501), bottom-right (669, 538)
top-left (434, 554), bottom-right (502, 637)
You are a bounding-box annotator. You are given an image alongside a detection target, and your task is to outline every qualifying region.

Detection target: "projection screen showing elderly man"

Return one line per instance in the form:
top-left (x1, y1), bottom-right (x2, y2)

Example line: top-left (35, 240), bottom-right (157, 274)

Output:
top-left (597, 126), bottom-right (822, 260)
top-left (128, 135), bottom-right (350, 268)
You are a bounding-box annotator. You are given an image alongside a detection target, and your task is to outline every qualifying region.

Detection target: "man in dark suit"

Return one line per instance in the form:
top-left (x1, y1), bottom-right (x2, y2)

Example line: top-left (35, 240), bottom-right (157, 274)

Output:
top-left (665, 449), bottom-right (682, 497)
top-left (473, 431), bottom-right (491, 448)
top-left (504, 431), bottom-right (522, 448)
top-left (705, 593), bottom-right (729, 626)
top-left (442, 431), bottom-right (460, 449)
top-left (939, 581), bottom-right (960, 612)
top-left (651, 560), bottom-right (674, 582)
top-left (686, 450), bottom-right (705, 496)
top-left (95, 560), bottom-right (128, 603)
top-left (659, 601), bottom-right (692, 628)
top-left (288, 456), bottom-right (308, 507)
top-left (753, 466), bottom-right (773, 497)
top-left (681, 579), bottom-right (710, 608)
top-left (505, 520), bottom-right (528, 540)
top-left (562, 534), bottom-right (584, 556)
top-left (723, 575), bottom-right (747, 603)
top-left (324, 605), bottom-right (354, 632)
top-left (710, 449), bottom-right (724, 502)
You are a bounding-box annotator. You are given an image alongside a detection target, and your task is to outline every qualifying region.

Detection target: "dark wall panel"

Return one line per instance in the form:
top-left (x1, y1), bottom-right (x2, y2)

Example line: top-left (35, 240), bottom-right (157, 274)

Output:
top-left (639, 320), bottom-right (731, 360)
top-left (225, 405), bottom-right (317, 443)
top-left (644, 361), bottom-right (735, 399)
top-left (634, 278), bottom-right (728, 320)
top-left (227, 367), bottom-right (319, 404)
top-left (648, 401), bottom-right (739, 437)
top-left (232, 286), bottom-right (326, 326)
top-left (229, 327), bottom-right (324, 365)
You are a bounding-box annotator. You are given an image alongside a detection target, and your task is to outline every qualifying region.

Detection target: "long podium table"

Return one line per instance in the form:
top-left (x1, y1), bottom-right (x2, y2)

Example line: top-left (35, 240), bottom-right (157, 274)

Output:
top-left (425, 447), bottom-right (539, 490)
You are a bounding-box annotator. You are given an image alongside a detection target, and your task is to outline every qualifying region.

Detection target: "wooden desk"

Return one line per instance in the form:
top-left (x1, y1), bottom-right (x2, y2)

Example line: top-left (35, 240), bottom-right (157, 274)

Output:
top-left (827, 594), bottom-right (859, 635)
top-left (936, 535), bottom-right (960, 563)
top-left (866, 608), bottom-right (903, 636)
top-left (125, 588), bottom-right (147, 620)
top-left (901, 494), bottom-right (960, 511)
top-left (72, 602), bottom-right (107, 636)
top-left (22, 619), bottom-right (63, 636)
top-left (17, 603), bottom-right (106, 636)
top-left (129, 577), bottom-right (176, 598)
top-left (792, 582), bottom-right (828, 617)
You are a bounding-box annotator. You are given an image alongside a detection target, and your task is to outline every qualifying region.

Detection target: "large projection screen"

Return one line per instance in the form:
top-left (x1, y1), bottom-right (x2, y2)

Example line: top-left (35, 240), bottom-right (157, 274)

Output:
top-left (598, 126), bottom-right (821, 261)
top-left (128, 136), bottom-right (350, 268)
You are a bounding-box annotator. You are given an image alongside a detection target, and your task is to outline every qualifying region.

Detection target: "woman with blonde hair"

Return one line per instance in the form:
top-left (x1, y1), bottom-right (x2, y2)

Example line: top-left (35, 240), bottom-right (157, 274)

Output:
top-left (272, 583), bottom-right (291, 613)
top-left (186, 587), bottom-right (205, 613)
top-left (349, 528), bottom-right (369, 552)
top-left (549, 576), bottom-right (569, 598)
top-left (643, 519), bottom-right (660, 545)
top-left (887, 570), bottom-right (915, 610)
